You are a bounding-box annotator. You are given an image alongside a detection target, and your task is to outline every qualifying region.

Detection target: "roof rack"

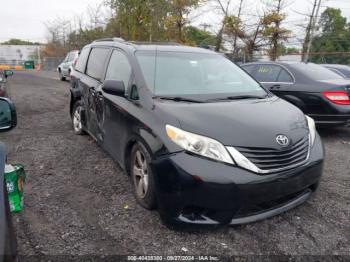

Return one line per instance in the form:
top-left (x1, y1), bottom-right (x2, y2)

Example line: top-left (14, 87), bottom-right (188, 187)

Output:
top-left (129, 41), bottom-right (182, 46)
top-left (93, 37), bottom-right (125, 43)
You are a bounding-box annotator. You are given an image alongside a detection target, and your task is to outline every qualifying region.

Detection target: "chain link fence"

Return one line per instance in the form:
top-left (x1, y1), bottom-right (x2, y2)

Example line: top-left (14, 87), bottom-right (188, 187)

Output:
top-left (42, 57), bottom-right (64, 71)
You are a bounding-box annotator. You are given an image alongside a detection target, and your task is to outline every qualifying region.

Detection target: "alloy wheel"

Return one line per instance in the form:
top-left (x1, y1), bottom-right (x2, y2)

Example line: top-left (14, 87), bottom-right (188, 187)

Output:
top-left (133, 150), bottom-right (149, 199)
top-left (73, 106), bottom-right (82, 132)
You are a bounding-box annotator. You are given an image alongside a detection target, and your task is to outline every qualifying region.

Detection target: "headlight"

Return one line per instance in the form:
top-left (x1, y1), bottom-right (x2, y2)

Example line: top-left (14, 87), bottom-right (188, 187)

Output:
top-left (166, 125), bottom-right (234, 164)
top-left (306, 115), bottom-right (316, 146)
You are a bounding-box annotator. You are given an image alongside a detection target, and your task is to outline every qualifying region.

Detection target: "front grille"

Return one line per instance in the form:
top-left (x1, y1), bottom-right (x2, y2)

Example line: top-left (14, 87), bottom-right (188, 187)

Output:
top-left (235, 136), bottom-right (310, 172)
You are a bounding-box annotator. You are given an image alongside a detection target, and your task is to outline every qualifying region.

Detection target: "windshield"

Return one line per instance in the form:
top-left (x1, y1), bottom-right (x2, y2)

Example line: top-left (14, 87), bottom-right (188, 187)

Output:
top-left (290, 63), bottom-right (343, 81)
top-left (136, 51), bottom-right (267, 100)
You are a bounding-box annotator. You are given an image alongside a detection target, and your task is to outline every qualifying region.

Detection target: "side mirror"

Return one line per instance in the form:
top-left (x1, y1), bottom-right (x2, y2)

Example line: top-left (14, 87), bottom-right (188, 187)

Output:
top-left (0, 98), bottom-right (17, 132)
top-left (4, 70), bottom-right (13, 78)
top-left (102, 80), bottom-right (126, 97)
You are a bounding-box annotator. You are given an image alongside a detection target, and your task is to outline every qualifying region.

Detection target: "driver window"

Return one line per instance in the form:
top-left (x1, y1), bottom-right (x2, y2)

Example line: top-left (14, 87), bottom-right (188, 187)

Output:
top-left (105, 50), bottom-right (132, 89)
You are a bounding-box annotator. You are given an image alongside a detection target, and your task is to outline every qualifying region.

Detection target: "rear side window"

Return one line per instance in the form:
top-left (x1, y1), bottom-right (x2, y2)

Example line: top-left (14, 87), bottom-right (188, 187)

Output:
top-left (254, 65), bottom-right (281, 82)
top-left (105, 50), bottom-right (132, 87)
top-left (277, 69), bottom-right (293, 82)
top-left (75, 48), bottom-right (90, 73)
top-left (242, 65), bottom-right (256, 74)
top-left (86, 48), bottom-right (110, 81)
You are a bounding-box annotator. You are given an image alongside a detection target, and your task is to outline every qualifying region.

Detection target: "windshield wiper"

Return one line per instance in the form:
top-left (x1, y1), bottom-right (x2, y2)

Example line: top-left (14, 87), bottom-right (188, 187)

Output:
top-left (207, 94), bottom-right (268, 102)
top-left (154, 96), bottom-right (203, 103)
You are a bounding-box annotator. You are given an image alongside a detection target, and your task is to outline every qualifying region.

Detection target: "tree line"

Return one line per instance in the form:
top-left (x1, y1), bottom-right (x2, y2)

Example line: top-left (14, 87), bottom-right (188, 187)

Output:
top-left (4, 0), bottom-right (350, 63)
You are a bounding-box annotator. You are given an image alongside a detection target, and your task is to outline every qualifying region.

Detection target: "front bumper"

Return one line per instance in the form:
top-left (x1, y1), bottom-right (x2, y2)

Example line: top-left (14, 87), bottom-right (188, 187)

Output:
top-left (151, 135), bottom-right (324, 226)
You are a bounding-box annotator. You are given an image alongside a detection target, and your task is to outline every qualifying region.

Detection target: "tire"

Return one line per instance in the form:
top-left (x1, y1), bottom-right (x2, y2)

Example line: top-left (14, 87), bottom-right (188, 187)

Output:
top-left (130, 142), bottom-right (157, 210)
top-left (59, 69), bottom-right (66, 81)
top-left (72, 101), bottom-right (85, 135)
top-left (3, 184), bottom-right (17, 262)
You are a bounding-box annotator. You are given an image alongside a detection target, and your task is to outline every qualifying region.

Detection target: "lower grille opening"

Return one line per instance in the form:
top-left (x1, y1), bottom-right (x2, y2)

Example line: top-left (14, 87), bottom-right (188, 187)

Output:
top-left (180, 206), bottom-right (234, 224)
top-left (181, 206), bottom-right (207, 221)
top-left (233, 187), bottom-right (314, 218)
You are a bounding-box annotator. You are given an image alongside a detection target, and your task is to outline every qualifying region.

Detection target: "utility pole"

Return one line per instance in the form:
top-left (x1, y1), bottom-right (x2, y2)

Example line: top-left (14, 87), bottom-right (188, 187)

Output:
top-left (304, 0), bottom-right (322, 62)
top-left (200, 23), bottom-right (211, 32)
top-left (302, 0), bottom-right (317, 61)
top-left (233, 0), bottom-right (244, 61)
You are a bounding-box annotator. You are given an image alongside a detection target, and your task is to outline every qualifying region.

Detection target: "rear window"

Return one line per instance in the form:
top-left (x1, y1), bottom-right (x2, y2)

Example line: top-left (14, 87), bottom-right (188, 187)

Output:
top-left (291, 63), bottom-right (343, 81)
top-left (75, 48), bottom-right (90, 73)
top-left (86, 48), bottom-right (110, 81)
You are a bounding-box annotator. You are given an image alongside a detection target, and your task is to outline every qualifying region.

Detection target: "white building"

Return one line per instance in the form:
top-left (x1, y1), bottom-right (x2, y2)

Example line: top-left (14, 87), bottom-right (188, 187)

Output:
top-left (0, 45), bottom-right (41, 65)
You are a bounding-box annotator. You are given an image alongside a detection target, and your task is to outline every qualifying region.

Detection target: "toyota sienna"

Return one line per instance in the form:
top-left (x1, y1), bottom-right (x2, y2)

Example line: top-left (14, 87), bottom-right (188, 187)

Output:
top-left (69, 39), bottom-right (324, 227)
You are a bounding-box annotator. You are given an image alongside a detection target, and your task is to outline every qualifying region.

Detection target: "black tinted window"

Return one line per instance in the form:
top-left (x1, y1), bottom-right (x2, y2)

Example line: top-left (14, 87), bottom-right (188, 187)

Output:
top-left (254, 65), bottom-right (281, 82)
top-left (291, 63), bottom-right (343, 80)
top-left (242, 65), bottom-right (255, 74)
top-left (86, 48), bottom-right (110, 81)
top-left (277, 69), bottom-right (293, 82)
top-left (75, 48), bottom-right (90, 73)
top-left (105, 50), bottom-right (132, 87)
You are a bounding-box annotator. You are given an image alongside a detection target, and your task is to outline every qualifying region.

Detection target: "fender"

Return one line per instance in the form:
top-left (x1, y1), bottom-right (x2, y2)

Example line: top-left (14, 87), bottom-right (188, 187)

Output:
top-left (282, 95), bottom-right (307, 113)
top-left (123, 128), bottom-right (165, 175)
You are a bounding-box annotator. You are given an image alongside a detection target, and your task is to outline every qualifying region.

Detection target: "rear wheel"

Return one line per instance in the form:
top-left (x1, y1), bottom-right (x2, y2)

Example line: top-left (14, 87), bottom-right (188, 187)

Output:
top-left (130, 143), bottom-right (156, 210)
top-left (72, 102), bottom-right (85, 135)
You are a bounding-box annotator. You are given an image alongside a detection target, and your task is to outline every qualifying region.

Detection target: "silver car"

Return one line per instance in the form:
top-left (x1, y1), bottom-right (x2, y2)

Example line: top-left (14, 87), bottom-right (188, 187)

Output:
top-left (58, 50), bottom-right (79, 81)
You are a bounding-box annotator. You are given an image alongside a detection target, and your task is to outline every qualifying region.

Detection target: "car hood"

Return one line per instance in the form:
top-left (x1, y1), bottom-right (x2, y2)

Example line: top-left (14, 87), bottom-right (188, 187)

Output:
top-left (155, 96), bottom-right (309, 149)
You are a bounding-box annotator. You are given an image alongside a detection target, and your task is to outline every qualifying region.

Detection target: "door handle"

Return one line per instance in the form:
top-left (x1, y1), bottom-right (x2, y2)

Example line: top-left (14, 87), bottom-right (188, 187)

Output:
top-left (270, 84), bottom-right (281, 90)
top-left (97, 91), bottom-right (104, 99)
top-left (90, 87), bottom-right (97, 96)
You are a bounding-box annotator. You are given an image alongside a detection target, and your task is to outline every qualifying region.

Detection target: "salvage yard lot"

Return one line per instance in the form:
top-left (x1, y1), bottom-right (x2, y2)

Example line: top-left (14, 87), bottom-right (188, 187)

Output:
top-left (1, 71), bottom-right (349, 257)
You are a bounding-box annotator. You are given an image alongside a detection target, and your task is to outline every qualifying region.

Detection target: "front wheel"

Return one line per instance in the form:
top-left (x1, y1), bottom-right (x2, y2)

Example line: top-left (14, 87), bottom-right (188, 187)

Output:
top-left (130, 142), bottom-right (157, 210)
top-left (59, 69), bottom-right (66, 81)
top-left (72, 102), bottom-right (85, 135)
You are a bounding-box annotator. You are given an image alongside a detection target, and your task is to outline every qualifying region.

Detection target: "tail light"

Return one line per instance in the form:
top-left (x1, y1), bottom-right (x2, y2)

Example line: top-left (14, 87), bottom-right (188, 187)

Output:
top-left (322, 91), bottom-right (350, 105)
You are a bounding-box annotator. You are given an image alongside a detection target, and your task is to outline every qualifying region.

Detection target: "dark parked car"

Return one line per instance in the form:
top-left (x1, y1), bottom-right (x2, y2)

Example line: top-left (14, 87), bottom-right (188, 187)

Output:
top-left (242, 62), bottom-right (350, 127)
top-left (320, 64), bottom-right (350, 79)
top-left (0, 97), bottom-right (17, 261)
top-left (0, 70), bottom-right (13, 98)
top-left (70, 39), bottom-right (324, 228)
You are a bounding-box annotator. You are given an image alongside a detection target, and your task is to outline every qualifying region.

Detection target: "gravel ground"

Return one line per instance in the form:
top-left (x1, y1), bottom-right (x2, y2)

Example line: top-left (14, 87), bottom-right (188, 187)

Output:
top-left (0, 71), bottom-right (349, 259)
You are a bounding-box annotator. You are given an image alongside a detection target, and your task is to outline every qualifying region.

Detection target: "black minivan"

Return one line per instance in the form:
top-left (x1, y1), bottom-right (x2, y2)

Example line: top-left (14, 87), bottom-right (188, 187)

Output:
top-left (70, 39), bottom-right (324, 227)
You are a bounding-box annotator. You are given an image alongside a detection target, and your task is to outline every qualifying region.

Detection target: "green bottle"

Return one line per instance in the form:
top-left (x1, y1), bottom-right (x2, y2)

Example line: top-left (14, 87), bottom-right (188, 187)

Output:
top-left (5, 164), bottom-right (26, 213)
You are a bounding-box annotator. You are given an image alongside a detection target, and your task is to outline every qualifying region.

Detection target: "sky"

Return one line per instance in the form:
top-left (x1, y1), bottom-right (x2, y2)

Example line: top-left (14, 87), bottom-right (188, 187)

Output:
top-left (1, 0), bottom-right (350, 46)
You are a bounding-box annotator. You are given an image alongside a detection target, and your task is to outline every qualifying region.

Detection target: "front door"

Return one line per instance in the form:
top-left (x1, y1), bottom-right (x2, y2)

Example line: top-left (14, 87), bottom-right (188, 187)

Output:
top-left (101, 49), bottom-right (133, 163)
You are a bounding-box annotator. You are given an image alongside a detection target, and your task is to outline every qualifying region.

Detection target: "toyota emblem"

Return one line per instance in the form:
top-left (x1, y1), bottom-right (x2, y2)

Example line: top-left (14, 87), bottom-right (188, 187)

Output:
top-left (276, 135), bottom-right (290, 147)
